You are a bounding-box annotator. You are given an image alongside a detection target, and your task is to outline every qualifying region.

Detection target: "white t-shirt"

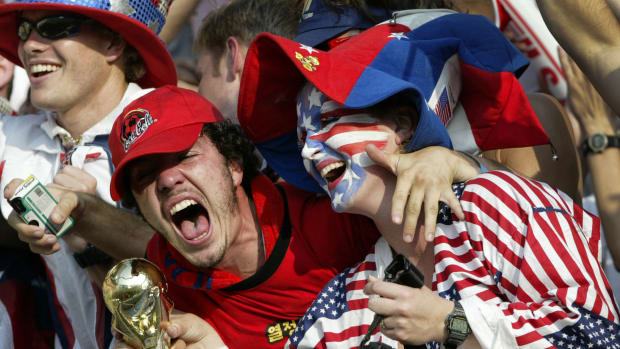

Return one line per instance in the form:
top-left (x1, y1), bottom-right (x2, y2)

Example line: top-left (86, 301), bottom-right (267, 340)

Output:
top-left (0, 83), bottom-right (151, 349)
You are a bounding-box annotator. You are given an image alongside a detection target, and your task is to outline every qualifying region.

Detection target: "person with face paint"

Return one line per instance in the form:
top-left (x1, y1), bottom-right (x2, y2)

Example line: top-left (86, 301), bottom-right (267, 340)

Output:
top-left (238, 12), bottom-right (619, 349)
top-left (292, 0), bottom-right (584, 242)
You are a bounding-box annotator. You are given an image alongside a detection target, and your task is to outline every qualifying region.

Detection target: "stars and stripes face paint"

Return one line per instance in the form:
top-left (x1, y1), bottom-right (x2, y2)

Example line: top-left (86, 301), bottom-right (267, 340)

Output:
top-left (297, 83), bottom-right (390, 212)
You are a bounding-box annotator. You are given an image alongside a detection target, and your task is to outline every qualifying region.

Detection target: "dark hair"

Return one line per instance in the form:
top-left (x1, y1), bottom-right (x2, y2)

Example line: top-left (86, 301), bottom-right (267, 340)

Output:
top-left (86, 21), bottom-right (146, 83)
top-left (200, 121), bottom-right (261, 190)
top-left (367, 91), bottom-right (420, 153)
top-left (194, 0), bottom-right (299, 74)
top-left (295, 0), bottom-right (453, 23)
top-left (122, 44), bottom-right (146, 83)
top-left (121, 121), bottom-right (260, 209)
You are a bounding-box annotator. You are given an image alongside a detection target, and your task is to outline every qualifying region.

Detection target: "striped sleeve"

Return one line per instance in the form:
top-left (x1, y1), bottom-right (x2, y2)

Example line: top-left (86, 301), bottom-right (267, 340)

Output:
top-left (434, 171), bottom-right (620, 349)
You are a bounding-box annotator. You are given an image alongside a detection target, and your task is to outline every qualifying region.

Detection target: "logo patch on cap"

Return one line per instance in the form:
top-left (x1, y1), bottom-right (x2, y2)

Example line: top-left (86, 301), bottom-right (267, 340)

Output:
top-left (119, 108), bottom-right (157, 152)
top-left (295, 52), bottom-right (320, 72)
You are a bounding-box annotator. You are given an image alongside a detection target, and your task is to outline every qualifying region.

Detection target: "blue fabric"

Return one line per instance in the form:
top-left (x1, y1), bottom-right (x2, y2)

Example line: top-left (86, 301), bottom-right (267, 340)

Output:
top-left (295, 0), bottom-right (391, 46)
top-left (256, 131), bottom-right (324, 193)
top-left (13, 0), bottom-right (167, 34)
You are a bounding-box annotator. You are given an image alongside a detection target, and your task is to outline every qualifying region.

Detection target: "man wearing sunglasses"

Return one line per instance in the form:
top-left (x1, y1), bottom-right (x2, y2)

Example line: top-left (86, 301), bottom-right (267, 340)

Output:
top-left (0, 0), bottom-right (176, 347)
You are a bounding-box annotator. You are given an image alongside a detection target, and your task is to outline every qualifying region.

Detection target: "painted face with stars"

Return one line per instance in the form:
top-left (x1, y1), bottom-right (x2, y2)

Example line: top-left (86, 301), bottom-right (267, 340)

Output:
top-left (297, 83), bottom-right (414, 213)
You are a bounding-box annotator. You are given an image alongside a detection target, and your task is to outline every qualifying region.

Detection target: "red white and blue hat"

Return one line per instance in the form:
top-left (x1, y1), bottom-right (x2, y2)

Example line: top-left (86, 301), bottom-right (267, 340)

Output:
top-left (0, 0), bottom-right (177, 88)
top-left (238, 12), bottom-right (550, 193)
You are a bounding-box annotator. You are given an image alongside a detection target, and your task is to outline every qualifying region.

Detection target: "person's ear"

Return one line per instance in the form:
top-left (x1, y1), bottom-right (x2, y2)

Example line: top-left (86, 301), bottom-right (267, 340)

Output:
top-left (228, 159), bottom-right (244, 188)
top-left (104, 34), bottom-right (127, 64)
top-left (225, 36), bottom-right (245, 79)
top-left (393, 107), bottom-right (416, 145)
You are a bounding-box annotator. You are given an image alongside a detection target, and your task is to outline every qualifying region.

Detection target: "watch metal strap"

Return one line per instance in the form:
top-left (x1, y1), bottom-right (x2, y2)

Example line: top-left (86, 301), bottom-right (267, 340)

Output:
top-left (444, 301), bottom-right (471, 349)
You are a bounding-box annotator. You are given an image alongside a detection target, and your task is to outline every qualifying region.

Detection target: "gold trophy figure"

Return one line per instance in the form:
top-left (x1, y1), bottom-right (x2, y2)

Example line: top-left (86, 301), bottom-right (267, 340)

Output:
top-left (103, 258), bottom-right (174, 348)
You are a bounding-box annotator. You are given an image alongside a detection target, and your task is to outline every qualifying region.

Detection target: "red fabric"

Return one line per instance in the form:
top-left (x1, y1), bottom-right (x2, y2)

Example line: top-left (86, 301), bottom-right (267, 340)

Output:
top-left (494, 0), bottom-right (512, 31)
top-left (147, 175), bottom-right (380, 348)
top-left (327, 35), bottom-right (352, 49)
top-left (0, 279), bottom-right (54, 348)
top-left (460, 61), bottom-right (548, 150)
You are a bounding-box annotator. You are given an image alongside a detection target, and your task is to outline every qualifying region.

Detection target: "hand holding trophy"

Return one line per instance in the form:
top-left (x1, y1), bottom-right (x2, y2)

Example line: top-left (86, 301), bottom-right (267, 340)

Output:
top-left (103, 258), bottom-right (174, 348)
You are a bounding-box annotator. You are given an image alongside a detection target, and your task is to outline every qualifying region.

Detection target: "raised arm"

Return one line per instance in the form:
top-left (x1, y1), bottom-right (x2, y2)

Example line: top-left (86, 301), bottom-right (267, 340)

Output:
top-left (537, 0), bottom-right (620, 115)
top-left (559, 48), bottom-right (620, 269)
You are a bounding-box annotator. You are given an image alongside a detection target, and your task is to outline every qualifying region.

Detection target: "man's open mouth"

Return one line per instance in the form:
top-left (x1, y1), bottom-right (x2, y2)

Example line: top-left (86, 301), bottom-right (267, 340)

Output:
top-left (320, 161), bottom-right (346, 183)
top-left (169, 199), bottom-right (210, 242)
top-left (30, 64), bottom-right (60, 78)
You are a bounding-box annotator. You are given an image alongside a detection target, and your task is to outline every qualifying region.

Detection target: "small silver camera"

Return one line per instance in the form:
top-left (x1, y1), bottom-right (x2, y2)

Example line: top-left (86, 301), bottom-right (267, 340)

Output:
top-left (8, 175), bottom-right (73, 237)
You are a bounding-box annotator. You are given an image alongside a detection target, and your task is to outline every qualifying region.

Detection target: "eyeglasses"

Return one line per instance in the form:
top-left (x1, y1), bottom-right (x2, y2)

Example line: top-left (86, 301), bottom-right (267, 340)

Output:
top-left (17, 15), bottom-right (94, 41)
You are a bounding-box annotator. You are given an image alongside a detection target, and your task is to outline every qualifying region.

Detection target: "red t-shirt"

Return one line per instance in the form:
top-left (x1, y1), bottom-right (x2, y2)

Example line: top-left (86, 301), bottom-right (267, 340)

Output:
top-left (147, 175), bottom-right (380, 348)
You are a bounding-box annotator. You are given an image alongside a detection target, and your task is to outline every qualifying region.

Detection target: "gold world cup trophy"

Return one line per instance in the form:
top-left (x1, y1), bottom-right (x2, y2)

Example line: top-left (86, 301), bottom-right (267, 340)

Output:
top-left (103, 258), bottom-right (174, 348)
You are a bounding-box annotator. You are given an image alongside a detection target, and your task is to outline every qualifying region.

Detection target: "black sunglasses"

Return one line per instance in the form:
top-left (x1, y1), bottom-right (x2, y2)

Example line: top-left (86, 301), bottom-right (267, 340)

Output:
top-left (17, 15), bottom-right (94, 41)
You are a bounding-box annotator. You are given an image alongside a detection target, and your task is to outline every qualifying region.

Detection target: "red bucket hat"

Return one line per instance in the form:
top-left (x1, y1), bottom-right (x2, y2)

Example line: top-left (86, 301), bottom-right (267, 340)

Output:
top-left (0, 0), bottom-right (177, 88)
top-left (237, 12), bottom-right (550, 192)
top-left (109, 86), bottom-right (223, 201)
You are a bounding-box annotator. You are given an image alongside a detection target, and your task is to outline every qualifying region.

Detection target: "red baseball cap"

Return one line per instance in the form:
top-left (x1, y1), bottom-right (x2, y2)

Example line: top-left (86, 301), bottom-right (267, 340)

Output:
top-left (109, 85), bottom-right (224, 201)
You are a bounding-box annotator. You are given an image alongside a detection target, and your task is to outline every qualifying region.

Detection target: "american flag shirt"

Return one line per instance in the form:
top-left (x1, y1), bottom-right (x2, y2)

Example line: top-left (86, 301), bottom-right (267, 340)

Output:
top-left (286, 171), bottom-right (620, 349)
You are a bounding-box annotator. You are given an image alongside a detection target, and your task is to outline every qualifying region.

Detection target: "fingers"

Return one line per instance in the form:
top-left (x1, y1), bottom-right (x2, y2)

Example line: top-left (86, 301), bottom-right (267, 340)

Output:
top-left (401, 183), bottom-right (423, 242)
top-left (364, 275), bottom-right (411, 300)
top-left (366, 143), bottom-right (398, 174)
top-left (50, 191), bottom-right (79, 225)
top-left (53, 166), bottom-right (97, 193)
top-left (8, 211), bottom-right (61, 254)
top-left (422, 191), bottom-right (440, 242)
top-left (165, 313), bottom-right (208, 343)
top-left (163, 321), bottom-right (183, 339)
top-left (171, 339), bottom-right (187, 349)
top-left (441, 190), bottom-right (465, 220)
top-left (3, 178), bottom-right (24, 199)
top-left (391, 169), bottom-right (415, 226)
top-left (424, 189), bottom-right (465, 242)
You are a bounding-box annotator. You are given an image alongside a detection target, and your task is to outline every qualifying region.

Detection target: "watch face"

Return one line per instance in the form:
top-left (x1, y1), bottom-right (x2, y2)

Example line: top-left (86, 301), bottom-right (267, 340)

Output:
top-left (589, 134), bottom-right (608, 152)
top-left (449, 317), bottom-right (469, 333)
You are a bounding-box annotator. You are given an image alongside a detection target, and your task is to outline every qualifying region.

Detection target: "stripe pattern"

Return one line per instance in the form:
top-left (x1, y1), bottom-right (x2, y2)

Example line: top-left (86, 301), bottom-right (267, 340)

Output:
top-left (287, 171), bottom-right (619, 348)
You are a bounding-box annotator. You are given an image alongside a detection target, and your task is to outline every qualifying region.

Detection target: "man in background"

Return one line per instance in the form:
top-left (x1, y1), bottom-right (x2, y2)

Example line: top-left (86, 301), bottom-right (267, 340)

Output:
top-left (0, 0), bottom-right (176, 346)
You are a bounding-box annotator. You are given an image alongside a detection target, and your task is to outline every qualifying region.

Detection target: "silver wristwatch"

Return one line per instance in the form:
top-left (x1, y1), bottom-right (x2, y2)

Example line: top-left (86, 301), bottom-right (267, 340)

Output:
top-left (444, 301), bottom-right (471, 348)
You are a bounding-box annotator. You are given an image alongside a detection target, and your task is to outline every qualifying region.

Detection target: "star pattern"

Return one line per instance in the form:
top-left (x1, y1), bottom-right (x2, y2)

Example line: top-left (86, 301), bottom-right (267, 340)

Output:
top-left (437, 182), bottom-right (465, 225)
top-left (545, 308), bottom-right (620, 349)
top-left (299, 44), bottom-right (318, 54)
top-left (109, 0), bottom-right (136, 16)
top-left (307, 87), bottom-right (323, 110)
top-left (388, 32), bottom-right (408, 40)
top-left (289, 269), bottom-right (350, 346)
